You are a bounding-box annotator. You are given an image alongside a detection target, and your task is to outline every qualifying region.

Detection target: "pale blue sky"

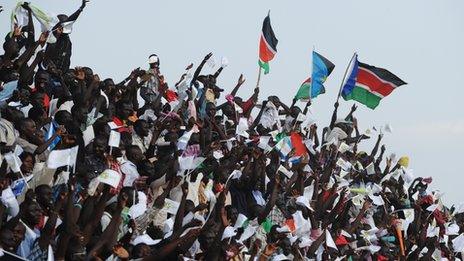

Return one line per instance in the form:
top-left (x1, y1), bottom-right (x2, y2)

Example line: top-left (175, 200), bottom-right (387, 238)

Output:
top-left (1, 0), bottom-right (463, 204)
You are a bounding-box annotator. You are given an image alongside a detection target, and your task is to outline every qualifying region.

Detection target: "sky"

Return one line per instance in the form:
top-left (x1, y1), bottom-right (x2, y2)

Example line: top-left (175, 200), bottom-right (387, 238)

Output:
top-left (1, 0), bottom-right (463, 204)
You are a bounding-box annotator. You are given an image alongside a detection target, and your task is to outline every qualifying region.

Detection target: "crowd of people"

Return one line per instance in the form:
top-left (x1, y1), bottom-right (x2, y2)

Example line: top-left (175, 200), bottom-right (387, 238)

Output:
top-left (1, 1), bottom-right (464, 260)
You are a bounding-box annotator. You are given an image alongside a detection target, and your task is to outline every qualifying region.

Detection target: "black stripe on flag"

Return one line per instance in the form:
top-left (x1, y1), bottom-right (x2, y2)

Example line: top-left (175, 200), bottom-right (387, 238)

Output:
top-left (262, 14), bottom-right (278, 52)
top-left (358, 62), bottom-right (407, 87)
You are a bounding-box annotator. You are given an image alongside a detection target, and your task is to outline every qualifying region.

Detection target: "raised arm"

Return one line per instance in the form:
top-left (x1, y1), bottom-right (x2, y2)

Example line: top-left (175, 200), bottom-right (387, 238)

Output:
top-left (21, 3), bottom-right (35, 47)
top-left (258, 175), bottom-right (280, 224)
top-left (65, 0), bottom-right (88, 23)
top-left (230, 74), bottom-right (246, 97)
top-left (370, 134), bottom-right (383, 159)
top-left (191, 52), bottom-right (212, 86)
top-left (173, 182), bottom-right (189, 232)
top-left (37, 189), bottom-right (66, 250)
top-left (329, 102), bottom-right (339, 130)
top-left (34, 125), bottom-right (65, 155)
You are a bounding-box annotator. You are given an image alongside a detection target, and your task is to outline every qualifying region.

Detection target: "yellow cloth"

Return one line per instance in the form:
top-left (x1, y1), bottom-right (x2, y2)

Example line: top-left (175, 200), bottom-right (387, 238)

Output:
top-left (205, 88), bottom-right (216, 103)
top-left (398, 156), bottom-right (409, 168)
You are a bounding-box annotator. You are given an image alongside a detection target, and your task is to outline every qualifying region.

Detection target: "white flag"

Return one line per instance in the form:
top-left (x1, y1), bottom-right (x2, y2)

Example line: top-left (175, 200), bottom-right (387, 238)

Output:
top-left (108, 131), bottom-right (121, 147)
top-left (98, 169), bottom-right (121, 188)
top-left (326, 229), bottom-right (338, 250)
top-left (82, 125), bottom-right (95, 147)
top-left (177, 129), bottom-right (194, 150)
top-left (47, 146), bottom-right (79, 169)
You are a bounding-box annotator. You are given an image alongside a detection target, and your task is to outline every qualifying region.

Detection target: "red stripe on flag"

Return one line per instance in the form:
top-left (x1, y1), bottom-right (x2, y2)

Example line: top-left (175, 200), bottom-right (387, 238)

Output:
top-left (259, 35), bottom-right (276, 63)
top-left (290, 132), bottom-right (306, 157)
top-left (357, 68), bottom-right (395, 97)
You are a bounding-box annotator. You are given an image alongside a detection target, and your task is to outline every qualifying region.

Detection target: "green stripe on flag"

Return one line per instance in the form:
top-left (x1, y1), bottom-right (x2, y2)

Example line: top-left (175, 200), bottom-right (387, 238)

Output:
top-left (258, 60), bottom-right (270, 74)
top-left (343, 86), bottom-right (382, 109)
top-left (295, 82), bottom-right (311, 100)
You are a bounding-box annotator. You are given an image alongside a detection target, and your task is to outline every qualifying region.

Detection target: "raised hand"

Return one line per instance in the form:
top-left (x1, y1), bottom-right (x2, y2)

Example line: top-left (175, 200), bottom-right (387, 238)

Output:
top-left (38, 32), bottom-right (49, 45)
top-left (81, 0), bottom-right (89, 9)
top-left (21, 2), bottom-right (31, 11)
top-left (56, 125), bottom-right (67, 136)
top-left (350, 104), bottom-right (357, 112)
top-left (13, 25), bottom-right (22, 37)
top-left (203, 52), bottom-right (213, 61)
top-left (237, 74), bottom-right (245, 86)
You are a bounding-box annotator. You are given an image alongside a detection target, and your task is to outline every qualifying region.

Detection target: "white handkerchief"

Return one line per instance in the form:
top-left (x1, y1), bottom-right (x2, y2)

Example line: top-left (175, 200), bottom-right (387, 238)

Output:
top-left (206, 56), bottom-right (216, 68)
top-left (221, 226), bottom-right (236, 240)
top-left (238, 225), bottom-right (257, 243)
top-left (452, 234), bottom-right (464, 252)
top-left (234, 213), bottom-right (248, 229)
top-left (278, 165), bottom-right (293, 179)
top-left (221, 57), bottom-right (229, 68)
top-left (369, 194), bottom-right (385, 206)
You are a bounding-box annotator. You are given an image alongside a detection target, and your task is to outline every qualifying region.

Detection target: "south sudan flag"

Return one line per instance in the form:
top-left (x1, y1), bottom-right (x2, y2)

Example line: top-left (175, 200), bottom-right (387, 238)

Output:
top-left (258, 12), bottom-right (278, 74)
top-left (341, 54), bottom-right (406, 109)
top-left (295, 51), bottom-right (335, 100)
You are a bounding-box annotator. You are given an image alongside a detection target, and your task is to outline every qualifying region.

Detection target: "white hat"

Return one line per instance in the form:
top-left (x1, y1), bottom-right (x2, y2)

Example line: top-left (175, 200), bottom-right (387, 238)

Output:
top-left (148, 54), bottom-right (159, 64)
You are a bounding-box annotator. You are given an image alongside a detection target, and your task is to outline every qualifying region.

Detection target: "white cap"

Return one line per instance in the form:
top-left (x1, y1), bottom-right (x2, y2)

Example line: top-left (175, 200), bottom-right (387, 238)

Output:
top-left (148, 54), bottom-right (159, 64)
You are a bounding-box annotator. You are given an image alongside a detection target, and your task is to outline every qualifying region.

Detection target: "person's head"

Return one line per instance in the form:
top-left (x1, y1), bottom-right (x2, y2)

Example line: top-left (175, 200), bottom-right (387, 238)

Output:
top-left (54, 15), bottom-right (69, 37)
top-left (116, 100), bottom-right (133, 121)
top-left (102, 78), bottom-right (115, 95)
top-left (11, 222), bottom-right (25, 248)
top-left (119, 186), bottom-right (138, 208)
top-left (54, 110), bottom-right (73, 125)
top-left (34, 71), bottom-right (50, 91)
top-left (71, 105), bottom-right (88, 125)
top-left (93, 119), bottom-right (111, 139)
top-left (132, 243), bottom-right (152, 258)
top-left (30, 91), bottom-right (45, 109)
top-left (28, 106), bottom-right (47, 125)
top-left (17, 88), bottom-right (31, 105)
top-left (2, 106), bottom-right (24, 126)
top-left (198, 74), bottom-right (217, 89)
top-left (92, 136), bottom-right (107, 157)
top-left (0, 228), bottom-right (17, 252)
top-left (20, 200), bottom-right (43, 227)
top-left (19, 151), bottom-right (35, 174)
top-left (206, 102), bottom-right (216, 118)
top-left (148, 54), bottom-right (160, 69)
top-left (126, 145), bottom-right (144, 164)
top-left (134, 119), bottom-right (149, 138)
top-left (225, 206), bottom-right (239, 225)
top-left (290, 106), bottom-right (301, 119)
top-left (18, 118), bottom-right (37, 138)
top-left (248, 203), bottom-right (264, 220)
top-left (189, 132), bottom-right (200, 145)
top-left (221, 103), bottom-right (235, 118)
top-left (35, 185), bottom-right (53, 211)
top-left (82, 67), bottom-right (94, 82)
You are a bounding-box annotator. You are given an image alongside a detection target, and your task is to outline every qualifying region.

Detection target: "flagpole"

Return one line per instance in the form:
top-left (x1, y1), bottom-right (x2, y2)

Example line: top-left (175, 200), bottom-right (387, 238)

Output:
top-left (336, 52), bottom-right (357, 103)
top-left (309, 47), bottom-right (314, 104)
top-left (256, 66), bottom-right (262, 89)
